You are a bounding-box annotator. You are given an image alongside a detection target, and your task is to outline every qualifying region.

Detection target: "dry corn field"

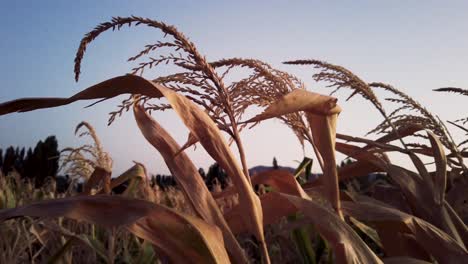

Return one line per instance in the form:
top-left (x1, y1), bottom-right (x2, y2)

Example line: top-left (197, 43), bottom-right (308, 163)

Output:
top-left (0, 16), bottom-right (468, 264)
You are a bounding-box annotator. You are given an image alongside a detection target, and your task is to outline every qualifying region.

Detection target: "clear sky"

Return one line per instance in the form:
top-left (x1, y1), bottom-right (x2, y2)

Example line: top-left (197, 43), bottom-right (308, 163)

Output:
top-left (1, 1), bottom-right (467, 176)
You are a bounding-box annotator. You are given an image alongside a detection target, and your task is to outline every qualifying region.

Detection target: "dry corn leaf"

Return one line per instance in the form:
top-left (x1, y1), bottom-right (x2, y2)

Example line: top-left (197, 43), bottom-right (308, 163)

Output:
top-left (382, 165), bottom-right (434, 217)
top-left (0, 75), bottom-right (163, 115)
top-left (339, 143), bottom-right (465, 248)
top-left (338, 160), bottom-right (382, 181)
top-left (250, 169), bottom-right (309, 198)
top-left (133, 104), bottom-right (247, 263)
top-left (384, 165), bottom-right (464, 247)
top-left (108, 163), bottom-right (147, 190)
top-left (114, 162), bottom-right (156, 201)
top-left (0, 74), bottom-right (266, 262)
top-left (444, 201), bottom-right (468, 247)
top-left (342, 201), bottom-right (468, 263)
top-left (307, 113), bottom-right (342, 217)
top-left (278, 193), bottom-right (383, 264)
top-left (82, 166), bottom-right (111, 195)
top-left (337, 134), bottom-right (403, 155)
top-left (244, 89), bottom-right (343, 218)
top-left (346, 196), bottom-right (430, 260)
top-left (146, 78), bottom-right (269, 263)
top-left (244, 89), bottom-right (341, 124)
top-left (426, 131), bottom-right (447, 205)
top-left (336, 142), bottom-right (435, 212)
top-left (0, 195), bottom-right (230, 264)
top-left (335, 143), bottom-right (430, 213)
top-left (335, 142), bottom-right (387, 167)
top-left (372, 124), bottom-right (424, 146)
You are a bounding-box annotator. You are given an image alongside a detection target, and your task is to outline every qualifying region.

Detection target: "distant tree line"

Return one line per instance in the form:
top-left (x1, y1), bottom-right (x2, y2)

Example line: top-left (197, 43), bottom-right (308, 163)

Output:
top-left (150, 162), bottom-right (230, 191)
top-left (151, 157), bottom-right (288, 190)
top-left (0, 138), bottom-right (285, 194)
top-left (0, 136), bottom-right (60, 187)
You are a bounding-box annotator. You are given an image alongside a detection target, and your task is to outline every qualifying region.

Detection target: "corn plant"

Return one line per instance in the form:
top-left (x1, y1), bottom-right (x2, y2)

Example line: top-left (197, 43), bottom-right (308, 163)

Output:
top-left (0, 16), bottom-right (467, 263)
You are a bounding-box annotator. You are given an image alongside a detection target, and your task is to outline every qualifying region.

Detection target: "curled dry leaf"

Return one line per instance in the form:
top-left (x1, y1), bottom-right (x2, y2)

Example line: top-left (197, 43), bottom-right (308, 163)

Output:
top-left (0, 195), bottom-right (230, 264)
top-left (306, 112), bottom-right (342, 218)
top-left (108, 163), bottom-right (147, 190)
top-left (244, 89), bottom-right (343, 218)
top-left (108, 162), bottom-right (156, 201)
top-left (82, 166), bottom-right (111, 195)
top-left (133, 104), bottom-right (247, 263)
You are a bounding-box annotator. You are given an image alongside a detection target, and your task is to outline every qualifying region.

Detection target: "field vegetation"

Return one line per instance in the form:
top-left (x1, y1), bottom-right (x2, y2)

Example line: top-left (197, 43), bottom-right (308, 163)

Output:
top-left (0, 16), bottom-right (467, 263)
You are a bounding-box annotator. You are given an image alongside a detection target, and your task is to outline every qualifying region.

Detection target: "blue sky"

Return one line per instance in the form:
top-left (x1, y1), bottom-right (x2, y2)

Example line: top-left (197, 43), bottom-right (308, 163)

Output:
top-left (1, 1), bottom-right (467, 175)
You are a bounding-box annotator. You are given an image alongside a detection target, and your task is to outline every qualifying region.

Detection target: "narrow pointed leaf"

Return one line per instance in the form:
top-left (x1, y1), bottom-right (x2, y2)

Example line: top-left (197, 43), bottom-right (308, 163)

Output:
top-left (426, 131), bottom-right (447, 205)
top-left (372, 124), bottom-right (424, 146)
top-left (134, 104), bottom-right (247, 263)
top-left (307, 113), bottom-right (342, 218)
top-left (244, 89), bottom-right (343, 218)
top-left (0, 75), bottom-right (164, 115)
